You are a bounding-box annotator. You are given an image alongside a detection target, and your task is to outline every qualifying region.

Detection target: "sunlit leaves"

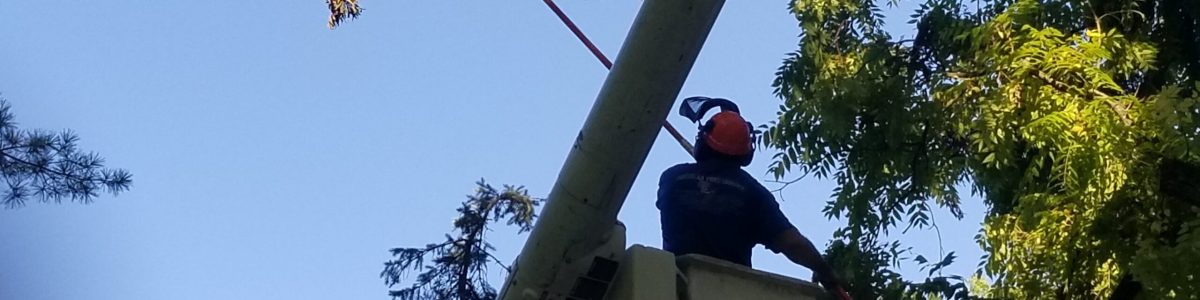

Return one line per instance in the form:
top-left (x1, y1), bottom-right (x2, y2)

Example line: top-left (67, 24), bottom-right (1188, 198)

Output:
top-left (771, 0), bottom-right (1200, 298)
top-left (326, 0), bottom-right (361, 29)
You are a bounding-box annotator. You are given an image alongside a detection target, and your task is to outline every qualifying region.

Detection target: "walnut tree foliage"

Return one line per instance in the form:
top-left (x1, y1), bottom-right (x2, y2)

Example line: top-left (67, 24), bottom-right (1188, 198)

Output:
top-left (0, 98), bottom-right (132, 209)
top-left (381, 180), bottom-right (539, 300)
top-left (765, 0), bottom-right (1200, 298)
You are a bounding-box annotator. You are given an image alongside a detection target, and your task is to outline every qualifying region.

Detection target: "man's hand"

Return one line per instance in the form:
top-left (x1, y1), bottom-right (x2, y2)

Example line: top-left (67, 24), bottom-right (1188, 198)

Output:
top-left (813, 271), bottom-right (846, 293)
top-left (814, 272), bottom-right (852, 300)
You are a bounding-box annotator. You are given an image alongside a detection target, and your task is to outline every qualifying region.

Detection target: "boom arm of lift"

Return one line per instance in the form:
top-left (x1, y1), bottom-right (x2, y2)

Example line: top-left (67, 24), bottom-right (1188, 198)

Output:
top-left (497, 0), bottom-right (725, 299)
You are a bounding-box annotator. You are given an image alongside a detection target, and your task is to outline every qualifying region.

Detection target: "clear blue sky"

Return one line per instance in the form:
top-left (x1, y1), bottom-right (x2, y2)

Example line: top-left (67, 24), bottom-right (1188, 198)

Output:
top-left (0, 1), bottom-right (985, 299)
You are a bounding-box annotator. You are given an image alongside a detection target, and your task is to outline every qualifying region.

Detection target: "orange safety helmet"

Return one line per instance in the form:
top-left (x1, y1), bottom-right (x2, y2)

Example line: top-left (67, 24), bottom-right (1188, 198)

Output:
top-left (700, 111), bottom-right (753, 156)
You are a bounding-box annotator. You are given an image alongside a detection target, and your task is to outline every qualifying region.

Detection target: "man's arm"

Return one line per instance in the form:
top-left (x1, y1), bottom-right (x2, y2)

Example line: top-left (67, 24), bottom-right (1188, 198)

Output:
top-left (747, 176), bottom-right (846, 295)
top-left (771, 227), bottom-right (835, 277)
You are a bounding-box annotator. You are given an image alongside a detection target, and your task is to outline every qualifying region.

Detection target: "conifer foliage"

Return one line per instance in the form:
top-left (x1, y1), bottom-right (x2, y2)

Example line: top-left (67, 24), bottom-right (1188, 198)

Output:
top-left (0, 99), bottom-right (132, 209)
top-left (381, 180), bottom-right (540, 300)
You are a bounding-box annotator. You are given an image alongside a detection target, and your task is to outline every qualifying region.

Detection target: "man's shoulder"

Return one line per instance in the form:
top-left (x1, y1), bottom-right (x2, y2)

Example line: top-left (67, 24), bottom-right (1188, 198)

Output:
top-left (670, 162), bottom-right (699, 170)
top-left (661, 163), bottom-right (697, 177)
top-left (724, 167), bottom-right (762, 184)
top-left (728, 168), bottom-right (772, 197)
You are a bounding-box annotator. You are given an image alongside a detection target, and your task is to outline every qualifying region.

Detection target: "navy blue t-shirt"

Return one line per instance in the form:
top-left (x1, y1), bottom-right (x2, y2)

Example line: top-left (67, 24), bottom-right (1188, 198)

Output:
top-left (656, 162), bottom-right (795, 267)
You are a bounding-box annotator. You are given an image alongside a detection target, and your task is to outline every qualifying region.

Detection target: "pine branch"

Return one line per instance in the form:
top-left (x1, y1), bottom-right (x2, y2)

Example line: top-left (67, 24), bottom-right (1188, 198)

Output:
top-left (381, 180), bottom-right (539, 300)
top-left (0, 99), bottom-right (131, 208)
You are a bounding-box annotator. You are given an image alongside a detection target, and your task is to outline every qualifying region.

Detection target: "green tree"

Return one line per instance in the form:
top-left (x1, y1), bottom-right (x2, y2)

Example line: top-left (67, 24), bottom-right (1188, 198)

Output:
top-left (380, 180), bottom-right (540, 300)
top-left (765, 0), bottom-right (1199, 298)
top-left (1, 98), bottom-right (132, 209)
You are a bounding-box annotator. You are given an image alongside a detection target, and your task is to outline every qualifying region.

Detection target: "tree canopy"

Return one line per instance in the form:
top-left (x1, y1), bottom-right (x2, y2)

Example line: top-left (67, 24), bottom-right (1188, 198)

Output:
top-left (0, 98), bottom-right (132, 209)
top-left (765, 0), bottom-right (1199, 298)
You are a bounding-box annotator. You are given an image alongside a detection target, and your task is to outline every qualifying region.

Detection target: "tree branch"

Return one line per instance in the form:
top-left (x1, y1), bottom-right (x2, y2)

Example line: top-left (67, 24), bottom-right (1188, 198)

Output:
top-left (1033, 71), bottom-right (1133, 125)
top-left (1033, 71), bottom-right (1111, 98)
top-left (2, 152), bottom-right (80, 180)
top-left (766, 175), bottom-right (808, 202)
top-left (486, 252), bottom-right (511, 273)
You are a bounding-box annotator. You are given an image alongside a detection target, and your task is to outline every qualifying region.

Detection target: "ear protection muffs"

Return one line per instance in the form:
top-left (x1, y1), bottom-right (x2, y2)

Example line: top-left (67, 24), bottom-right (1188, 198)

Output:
top-left (697, 119), bottom-right (755, 142)
top-left (695, 116), bottom-right (755, 166)
top-left (696, 115), bottom-right (755, 150)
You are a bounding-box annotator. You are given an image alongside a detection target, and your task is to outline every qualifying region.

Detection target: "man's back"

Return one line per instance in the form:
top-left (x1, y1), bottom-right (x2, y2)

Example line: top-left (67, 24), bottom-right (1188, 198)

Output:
top-left (658, 97), bottom-right (848, 297)
top-left (656, 162), bottom-right (794, 267)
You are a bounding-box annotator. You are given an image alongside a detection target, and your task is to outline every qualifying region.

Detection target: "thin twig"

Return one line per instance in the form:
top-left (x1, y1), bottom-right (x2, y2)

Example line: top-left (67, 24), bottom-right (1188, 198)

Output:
top-left (1033, 71), bottom-right (1112, 98)
top-left (0, 145), bottom-right (29, 152)
top-left (486, 252), bottom-right (512, 273)
top-left (929, 210), bottom-right (945, 276)
top-left (1032, 71), bottom-right (1132, 125)
top-left (766, 177), bottom-right (806, 192)
top-left (765, 174), bottom-right (808, 201)
top-left (1, 153), bottom-right (80, 180)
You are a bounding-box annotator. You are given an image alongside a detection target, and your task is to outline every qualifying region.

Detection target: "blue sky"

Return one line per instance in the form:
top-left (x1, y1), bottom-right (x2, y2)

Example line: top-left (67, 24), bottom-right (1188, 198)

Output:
top-left (0, 1), bottom-right (985, 299)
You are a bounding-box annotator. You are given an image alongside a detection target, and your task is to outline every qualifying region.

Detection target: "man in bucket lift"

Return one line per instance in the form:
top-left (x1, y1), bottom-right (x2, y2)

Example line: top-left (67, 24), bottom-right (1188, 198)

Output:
top-left (657, 97), bottom-right (848, 295)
